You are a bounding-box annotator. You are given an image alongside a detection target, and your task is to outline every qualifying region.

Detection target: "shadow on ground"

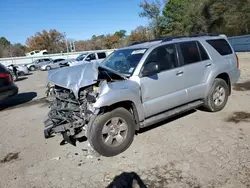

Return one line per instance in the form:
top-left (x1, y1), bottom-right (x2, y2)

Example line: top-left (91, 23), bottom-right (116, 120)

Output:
top-left (225, 111), bottom-right (250, 123)
top-left (0, 92), bottom-right (48, 111)
top-left (233, 81), bottom-right (250, 91)
top-left (138, 110), bottom-right (196, 134)
top-left (107, 172), bottom-right (147, 188)
top-left (15, 77), bottom-right (28, 82)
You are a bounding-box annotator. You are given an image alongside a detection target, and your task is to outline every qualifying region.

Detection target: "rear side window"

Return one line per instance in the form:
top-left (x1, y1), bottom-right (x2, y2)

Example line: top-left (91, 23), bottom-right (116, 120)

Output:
top-left (179, 41), bottom-right (200, 64)
top-left (197, 42), bottom-right (209, 61)
top-left (206, 39), bottom-right (233, 56)
top-left (97, 52), bottom-right (106, 59)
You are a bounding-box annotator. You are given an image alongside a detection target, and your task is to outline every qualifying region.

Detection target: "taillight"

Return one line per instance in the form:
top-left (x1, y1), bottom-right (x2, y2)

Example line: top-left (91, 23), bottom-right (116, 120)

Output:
top-left (236, 54), bottom-right (239, 68)
top-left (0, 73), bottom-right (12, 83)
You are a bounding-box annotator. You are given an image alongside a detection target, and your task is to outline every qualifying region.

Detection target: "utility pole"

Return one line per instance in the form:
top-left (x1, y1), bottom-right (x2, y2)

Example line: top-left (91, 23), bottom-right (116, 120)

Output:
top-left (73, 40), bottom-right (76, 52)
top-left (64, 32), bottom-right (69, 53)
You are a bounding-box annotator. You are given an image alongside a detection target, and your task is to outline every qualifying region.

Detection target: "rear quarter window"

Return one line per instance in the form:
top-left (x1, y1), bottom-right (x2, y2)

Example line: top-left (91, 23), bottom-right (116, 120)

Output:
top-left (97, 52), bottom-right (107, 59)
top-left (206, 39), bottom-right (233, 56)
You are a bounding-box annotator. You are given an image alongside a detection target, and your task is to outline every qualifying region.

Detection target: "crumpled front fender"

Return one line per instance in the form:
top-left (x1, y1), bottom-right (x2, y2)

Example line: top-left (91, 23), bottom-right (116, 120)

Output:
top-left (94, 80), bottom-right (145, 121)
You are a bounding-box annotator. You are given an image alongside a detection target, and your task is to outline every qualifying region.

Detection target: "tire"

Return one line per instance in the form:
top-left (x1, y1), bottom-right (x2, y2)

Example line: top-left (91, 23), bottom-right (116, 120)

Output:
top-left (46, 66), bottom-right (51, 71)
top-left (203, 78), bottom-right (229, 112)
top-left (19, 71), bottom-right (25, 76)
top-left (29, 66), bottom-right (35, 71)
top-left (87, 107), bottom-right (135, 157)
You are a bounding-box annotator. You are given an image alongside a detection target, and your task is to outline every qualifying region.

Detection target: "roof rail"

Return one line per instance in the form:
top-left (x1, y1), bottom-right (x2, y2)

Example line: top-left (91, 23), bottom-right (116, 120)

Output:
top-left (129, 33), bottom-right (219, 46)
top-left (161, 33), bottom-right (219, 43)
top-left (129, 38), bottom-right (163, 46)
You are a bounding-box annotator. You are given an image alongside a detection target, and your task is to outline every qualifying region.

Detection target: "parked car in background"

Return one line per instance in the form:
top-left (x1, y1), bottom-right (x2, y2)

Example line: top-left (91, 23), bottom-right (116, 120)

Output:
top-left (0, 64), bottom-right (18, 101)
top-left (7, 64), bottom-right (29, 76)
top-left (44, 34), bottom-right (240, 157)
top-left (25, 58), bottom-right (52, 71)
top-left (69, 51), bottom-right (109, 66)
top-left (40, 58), bottom-right (69, 71)
top-left (26, 50), bottom-right (48, 56)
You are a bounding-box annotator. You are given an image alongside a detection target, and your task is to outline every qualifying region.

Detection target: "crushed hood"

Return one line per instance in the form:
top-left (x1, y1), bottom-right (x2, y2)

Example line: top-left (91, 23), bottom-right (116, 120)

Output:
top-left (48, 63), bottom-right (99, 97)
top-left (47, 62), bottom-right (127, 98)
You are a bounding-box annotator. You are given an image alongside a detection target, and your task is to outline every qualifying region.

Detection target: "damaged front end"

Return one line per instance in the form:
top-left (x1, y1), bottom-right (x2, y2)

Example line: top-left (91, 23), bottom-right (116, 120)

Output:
top-left (44, 84), bottom-right (98, 145)
top-left (44, 63), bottom-right (126, 145)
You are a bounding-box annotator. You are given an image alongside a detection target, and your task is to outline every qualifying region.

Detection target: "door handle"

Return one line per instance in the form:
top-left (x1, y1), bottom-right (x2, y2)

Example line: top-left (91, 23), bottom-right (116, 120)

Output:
top-left (205, 63), bottom-right (212, 67)
top-left (176, 71), bottom-right (184, 76)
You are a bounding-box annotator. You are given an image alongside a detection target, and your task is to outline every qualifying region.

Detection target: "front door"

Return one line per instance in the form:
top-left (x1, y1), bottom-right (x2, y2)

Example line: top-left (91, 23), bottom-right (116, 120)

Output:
top-left (140, 43), bottom-right (188, 118)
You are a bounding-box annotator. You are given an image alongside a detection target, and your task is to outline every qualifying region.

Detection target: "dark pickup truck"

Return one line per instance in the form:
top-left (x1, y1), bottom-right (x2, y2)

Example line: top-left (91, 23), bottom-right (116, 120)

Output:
top-left (0, 64), bottom-right (18, 101)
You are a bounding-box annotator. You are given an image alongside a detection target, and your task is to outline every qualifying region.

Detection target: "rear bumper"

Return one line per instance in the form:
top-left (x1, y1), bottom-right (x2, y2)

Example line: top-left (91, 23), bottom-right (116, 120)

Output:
top-left (0, 84), bottom-right (18, 101)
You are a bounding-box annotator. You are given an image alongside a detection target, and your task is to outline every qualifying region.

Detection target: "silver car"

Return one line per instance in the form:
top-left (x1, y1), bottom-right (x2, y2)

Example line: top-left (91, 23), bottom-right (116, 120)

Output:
top-left (40, 58), bottom-right (71, 71)
top-left (26, 58), bottom-right (52, 71)
top-left (44, 34), bottom-right (240, 157)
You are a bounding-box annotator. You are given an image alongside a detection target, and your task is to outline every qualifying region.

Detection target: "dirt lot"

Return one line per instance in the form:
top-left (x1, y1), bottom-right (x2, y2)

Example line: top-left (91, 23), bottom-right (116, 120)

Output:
top-left (0, 54), bottom-right (250, 188)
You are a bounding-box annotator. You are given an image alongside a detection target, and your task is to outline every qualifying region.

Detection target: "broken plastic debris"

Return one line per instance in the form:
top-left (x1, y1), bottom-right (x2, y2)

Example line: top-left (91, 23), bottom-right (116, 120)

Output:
top-left (50, 157), bottom-right (60, 161)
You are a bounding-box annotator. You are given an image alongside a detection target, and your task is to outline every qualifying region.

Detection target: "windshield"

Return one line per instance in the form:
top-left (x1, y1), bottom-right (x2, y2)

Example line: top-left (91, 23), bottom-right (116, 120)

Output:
top-left (76, 53), bottom-right (88, 61)
top-left (102, 48), bottom-right (147, 75)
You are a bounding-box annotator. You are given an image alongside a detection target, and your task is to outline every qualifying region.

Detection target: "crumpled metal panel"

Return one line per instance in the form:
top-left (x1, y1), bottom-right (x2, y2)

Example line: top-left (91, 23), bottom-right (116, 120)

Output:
top-left (47, 63), bottom-right (99, 98)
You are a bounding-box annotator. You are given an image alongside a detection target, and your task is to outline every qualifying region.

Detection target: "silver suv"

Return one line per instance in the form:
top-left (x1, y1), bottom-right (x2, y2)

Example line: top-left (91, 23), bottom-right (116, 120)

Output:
top-left (44, 34), bottom-right (240, 157)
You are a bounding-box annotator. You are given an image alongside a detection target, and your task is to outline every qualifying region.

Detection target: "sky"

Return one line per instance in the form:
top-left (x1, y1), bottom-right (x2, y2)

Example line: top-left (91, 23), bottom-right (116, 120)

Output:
top-left (0, 0), bottom-right (150, 44)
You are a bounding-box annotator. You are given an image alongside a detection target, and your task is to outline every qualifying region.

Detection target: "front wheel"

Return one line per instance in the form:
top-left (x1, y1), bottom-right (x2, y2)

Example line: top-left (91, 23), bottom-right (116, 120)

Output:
top-left (203, 78), bottom-right (229, 112)
top-left (46, 66), bottom-right (51, 71)
top-left (87, 107), bottom-right (135, 157)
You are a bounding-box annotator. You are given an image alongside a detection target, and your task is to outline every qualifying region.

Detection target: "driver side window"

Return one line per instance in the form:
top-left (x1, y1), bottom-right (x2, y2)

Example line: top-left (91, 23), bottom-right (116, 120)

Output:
top-left (144, 44), bottom-right (179, 72)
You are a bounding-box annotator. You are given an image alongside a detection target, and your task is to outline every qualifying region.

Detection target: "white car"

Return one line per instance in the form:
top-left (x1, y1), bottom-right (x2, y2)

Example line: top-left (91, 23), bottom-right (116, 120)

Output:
top-left (7, 65), bottom-right (29, 76)
top-left (26, 50), bottom-right (48, 56)
top-left (69, 51), bottom-right (110, 67)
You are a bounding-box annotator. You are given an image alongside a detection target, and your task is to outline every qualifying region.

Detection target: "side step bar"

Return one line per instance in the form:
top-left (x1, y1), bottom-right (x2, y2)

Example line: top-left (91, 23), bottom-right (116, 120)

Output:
top-left (140, 100), bottom-right (204, 129)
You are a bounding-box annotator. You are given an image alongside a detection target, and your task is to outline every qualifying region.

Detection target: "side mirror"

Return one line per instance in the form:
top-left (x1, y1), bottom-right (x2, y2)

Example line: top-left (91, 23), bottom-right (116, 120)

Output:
top-left (85, 57), bottom-right (91, 61)
top-left (142, 62), bottom-right (160, 76)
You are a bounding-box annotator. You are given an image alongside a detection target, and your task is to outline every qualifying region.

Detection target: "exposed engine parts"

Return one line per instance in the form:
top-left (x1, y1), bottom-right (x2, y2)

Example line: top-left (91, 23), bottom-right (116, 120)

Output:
top-left (44, 84), bottom-right (98, 143)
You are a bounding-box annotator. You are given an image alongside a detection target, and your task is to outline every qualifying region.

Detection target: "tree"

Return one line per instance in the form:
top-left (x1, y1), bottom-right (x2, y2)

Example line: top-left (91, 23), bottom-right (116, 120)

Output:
top-left (104, 34), bottom-right (120, 49)
top-left (161, 0), bottom-right (250, 36)
top-left (128, 26), bottom-right (152, 44)
top-left (26, 29), bottom-right (66, 53)
top-left (114, 30), bottom-right (127, 38)
top-left (0, 37), bottom-right (11, 47)
top-left (139, 0), bottom-right (166, 37)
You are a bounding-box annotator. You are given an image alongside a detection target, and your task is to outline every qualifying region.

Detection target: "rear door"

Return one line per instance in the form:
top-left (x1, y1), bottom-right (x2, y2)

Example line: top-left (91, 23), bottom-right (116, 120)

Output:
top-left (140, 43), bottom-right (187, 118)
top-left (178, 41), bottom-right (212, 101)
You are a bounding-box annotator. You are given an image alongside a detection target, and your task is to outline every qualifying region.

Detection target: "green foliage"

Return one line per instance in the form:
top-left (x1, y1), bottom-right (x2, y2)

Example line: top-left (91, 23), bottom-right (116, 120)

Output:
top-left (0, 37), bottom-right (11, 47)
top-left (140, 0), bottom-right (250, 37)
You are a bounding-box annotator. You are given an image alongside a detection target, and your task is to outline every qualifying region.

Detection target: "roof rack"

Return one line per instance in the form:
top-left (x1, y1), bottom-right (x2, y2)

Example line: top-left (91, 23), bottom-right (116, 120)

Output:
top-left (129, 33), bottom-right (219, 46)
top-left (128, 38), bottom-right (163, 46)
top-left (161, 33), bottom-right (219, 42)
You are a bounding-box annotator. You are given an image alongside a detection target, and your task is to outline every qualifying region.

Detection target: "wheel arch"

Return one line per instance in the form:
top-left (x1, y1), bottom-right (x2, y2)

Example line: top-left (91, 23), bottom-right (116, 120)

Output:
top-left (206, 71), bottom-right (231, 97)
top-left (97, 100), bottom-right (140, 130)
top-left (215, 72), bottom-right (231, 95)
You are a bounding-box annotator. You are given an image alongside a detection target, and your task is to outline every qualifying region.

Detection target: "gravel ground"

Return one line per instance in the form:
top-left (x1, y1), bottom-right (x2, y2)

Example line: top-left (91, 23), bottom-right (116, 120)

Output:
top-left (0, 54), bottom-right (250, 188)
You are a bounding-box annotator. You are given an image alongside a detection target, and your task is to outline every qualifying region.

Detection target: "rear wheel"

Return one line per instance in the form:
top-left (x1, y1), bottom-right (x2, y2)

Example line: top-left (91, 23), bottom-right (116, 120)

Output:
top-left (19, 71), bottom-right (25, 76)
top-left (29, 66), bottom-right (35, 71)
top-left (203, 78), bottom-right (229, 112)
top-left (87, 107), bottom-right (135, 157)
top-left (46, 66), bottom-right (51, 71)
